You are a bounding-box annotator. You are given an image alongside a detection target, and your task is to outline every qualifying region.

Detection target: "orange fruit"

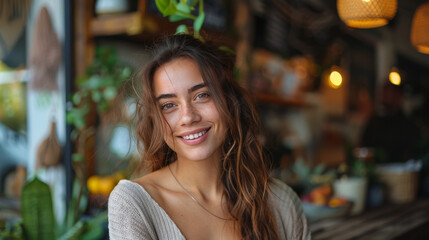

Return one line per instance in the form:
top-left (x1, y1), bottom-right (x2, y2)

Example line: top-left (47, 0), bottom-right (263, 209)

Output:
top-left (87, 176), bottom-right (101, 194)
top-left (99, 177), bottom-right (116, 195)
top-left (329, 197), bottom-right (349, 207)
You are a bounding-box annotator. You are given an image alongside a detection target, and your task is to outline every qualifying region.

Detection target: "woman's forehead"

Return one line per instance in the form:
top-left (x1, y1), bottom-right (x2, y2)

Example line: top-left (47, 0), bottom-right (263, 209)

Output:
top-left (153, 58), bottom-right (204, 95)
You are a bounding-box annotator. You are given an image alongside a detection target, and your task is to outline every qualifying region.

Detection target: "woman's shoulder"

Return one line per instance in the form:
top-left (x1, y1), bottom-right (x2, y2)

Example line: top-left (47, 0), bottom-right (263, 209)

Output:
top-left (109, 179), bottom-right (153, 208)
top-left (269, 178), bottom-right (302, 206)
top-left (132, 168), bottom-right (171, 205)
top-left (269, 178), bottom-right (311, 240)
top-left (109, 179), bottom-right (184, 239)
top-left (109, 168), bottom-right (168, 206)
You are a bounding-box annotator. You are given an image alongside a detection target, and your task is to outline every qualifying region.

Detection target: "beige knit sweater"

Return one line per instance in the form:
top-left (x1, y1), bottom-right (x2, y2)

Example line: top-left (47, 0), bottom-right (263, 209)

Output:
top-left (108, 178), bottom-right (310, 240)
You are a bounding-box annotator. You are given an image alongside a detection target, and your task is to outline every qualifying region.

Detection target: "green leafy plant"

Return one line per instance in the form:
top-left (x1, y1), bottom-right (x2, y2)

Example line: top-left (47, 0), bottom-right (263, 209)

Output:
top-left (61, 168), bottom-right (88, 237)
top-left (61, 46), bottom-right (129, 239)
top-left (66, 46), bottom-right (132, 162)
top-left (21, 177), bottom-right (56, 240)
top-left (155, 0), bottom-right (205, 38)
top-left (292, 159), bottom-right (336, 191)
top-left (58, 157), bottom-right (107, 240)
top-left (9, 175), bottom-right (107, 240)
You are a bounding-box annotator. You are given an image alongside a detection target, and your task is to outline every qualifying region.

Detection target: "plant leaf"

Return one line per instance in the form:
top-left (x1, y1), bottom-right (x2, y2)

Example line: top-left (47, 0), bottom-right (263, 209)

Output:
top-left (176, 2), bottom-right (191, 13)
top-left (58, 220), bottom-right (86, 240)
top-left (75, 116), bottom-right (86, 129)
top-left (193, 12), bottom-right (205, 33)
top-left (155, 0), bottom-right (170, 15)
top-left (169, 14), bottom-right (187, 22)
top-left (187, 0), bottom-right (199, 7)
top-left (81, 225), bottom-right (103, 240)
top-left (91, 90), bottom-right (102, 102)
top-left (63, 179), bottom-right (82, 231)
top-left (72, 153), bottom-right (84, 162)
top-left (21, 177), bottom-right (56, 240)
top-left (218, 46), bottom-right (235, 55)
top-left (97, 102), bottom-right (109, 113)
top-left (72, 93), bottom-right (82, 105)
top-left (175, 24), bottom-right (189, 34)
top-left (103, 87), bottom-right (117, 100)
top-left (80, 212), bottom-right (107, 240)
top-left (70, 129), bottom-right (79, 141)
top-left (82, 76), bottom-right (103, 89)
top-left (120, 67), bottom-right (132, 79)
top-left (163, 1), bottom-right (178, 16)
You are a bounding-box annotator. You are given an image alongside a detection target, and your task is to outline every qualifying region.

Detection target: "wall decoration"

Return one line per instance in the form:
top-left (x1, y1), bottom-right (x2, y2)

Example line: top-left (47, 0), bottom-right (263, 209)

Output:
top-left (28, 6), bottom-right (61, 91)
top-left (36, 120), bottom-right (61, 169)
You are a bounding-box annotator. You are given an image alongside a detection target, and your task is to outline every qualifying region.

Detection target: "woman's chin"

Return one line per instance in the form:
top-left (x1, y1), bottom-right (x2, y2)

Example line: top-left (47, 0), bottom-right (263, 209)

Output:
top-left (178, 150), bottom-right (221, 163)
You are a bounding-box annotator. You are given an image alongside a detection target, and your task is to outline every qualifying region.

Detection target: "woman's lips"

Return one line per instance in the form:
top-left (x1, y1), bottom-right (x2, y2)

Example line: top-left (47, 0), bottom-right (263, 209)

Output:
top-left (180, 128), bottom-right (210, 145)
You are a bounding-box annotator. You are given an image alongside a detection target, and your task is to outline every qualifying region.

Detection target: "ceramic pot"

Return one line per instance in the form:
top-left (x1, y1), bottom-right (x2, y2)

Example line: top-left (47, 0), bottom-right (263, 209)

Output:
top-left (95, 0), bottom-right (129, 15)
top-left (333, 177), bottom-right (368, 215)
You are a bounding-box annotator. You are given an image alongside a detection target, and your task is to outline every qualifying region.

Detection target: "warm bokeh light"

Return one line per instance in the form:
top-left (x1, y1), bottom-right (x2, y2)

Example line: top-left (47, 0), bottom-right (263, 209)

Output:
top-left (389, 71), bottom-right (401, 85)
top-left (329, 70), bottom-right (343, 88)
top-left (337, 0), bottom-right (397, 29)
top-left (411, 2), bottom-right (429, 54)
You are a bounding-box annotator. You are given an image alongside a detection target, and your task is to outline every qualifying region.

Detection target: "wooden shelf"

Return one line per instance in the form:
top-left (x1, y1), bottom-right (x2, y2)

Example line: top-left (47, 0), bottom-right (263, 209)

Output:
top-left (90, 12), bottom-right (174, 37)
top-left (254, 93), bottom-right (310, 108)
top-left (91, 12), bottom-right (143, 36)
top-left (90, 12), bottom-right (237, 49)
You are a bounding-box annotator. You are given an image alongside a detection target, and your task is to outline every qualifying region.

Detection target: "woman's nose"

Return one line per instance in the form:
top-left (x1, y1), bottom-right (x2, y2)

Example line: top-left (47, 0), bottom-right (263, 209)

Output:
top-left (180, 103), bottom-right (200, 125)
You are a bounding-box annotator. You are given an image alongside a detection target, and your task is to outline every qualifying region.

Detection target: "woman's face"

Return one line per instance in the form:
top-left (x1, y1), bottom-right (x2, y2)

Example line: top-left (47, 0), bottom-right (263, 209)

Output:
top-left (153, 58), bottom-right (227, 163)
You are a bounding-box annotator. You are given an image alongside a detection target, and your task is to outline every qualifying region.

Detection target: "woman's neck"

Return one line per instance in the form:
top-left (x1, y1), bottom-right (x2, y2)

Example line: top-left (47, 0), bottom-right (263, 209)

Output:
top-left (170, 157), bottom-right (223, 200)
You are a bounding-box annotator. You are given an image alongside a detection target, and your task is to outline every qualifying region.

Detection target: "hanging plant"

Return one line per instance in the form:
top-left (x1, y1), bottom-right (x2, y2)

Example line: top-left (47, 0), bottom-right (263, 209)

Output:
top-left (155, 0), bottom-right (205, 39)
top-left (66, 46), bottom-right (133, 161)
top-left (154, 0), bottom-right (236, 59)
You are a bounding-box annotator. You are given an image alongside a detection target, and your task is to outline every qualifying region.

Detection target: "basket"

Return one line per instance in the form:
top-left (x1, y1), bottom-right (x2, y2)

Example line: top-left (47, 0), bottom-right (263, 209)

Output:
top-left (378, 171), bottom-right (419, 204)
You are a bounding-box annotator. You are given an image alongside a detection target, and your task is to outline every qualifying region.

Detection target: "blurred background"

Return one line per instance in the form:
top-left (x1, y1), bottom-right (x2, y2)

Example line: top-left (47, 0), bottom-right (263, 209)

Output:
top-left (1, 0), bottom-right (429, 239)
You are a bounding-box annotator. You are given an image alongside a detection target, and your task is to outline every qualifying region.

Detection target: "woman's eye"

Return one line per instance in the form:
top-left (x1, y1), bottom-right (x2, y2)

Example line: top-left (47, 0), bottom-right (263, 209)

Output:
top-left (161, 103), bottom-right (175, 111)
top-left (196, 92), bottom-right (210, 100)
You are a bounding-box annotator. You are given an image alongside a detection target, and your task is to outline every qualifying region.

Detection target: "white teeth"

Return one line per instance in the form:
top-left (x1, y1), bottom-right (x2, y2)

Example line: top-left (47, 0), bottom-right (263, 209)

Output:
top-left (183, 130), bottom-right (207, 140)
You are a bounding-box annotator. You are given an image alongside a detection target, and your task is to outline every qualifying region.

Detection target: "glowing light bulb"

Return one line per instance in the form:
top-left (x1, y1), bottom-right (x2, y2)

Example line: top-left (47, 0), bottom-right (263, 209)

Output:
top-left (329, 70), bottom-right (343, 89)
top-left (362, 0), bottom-right (371, 2)
top-left (389, 71), bottom-right (401, 85)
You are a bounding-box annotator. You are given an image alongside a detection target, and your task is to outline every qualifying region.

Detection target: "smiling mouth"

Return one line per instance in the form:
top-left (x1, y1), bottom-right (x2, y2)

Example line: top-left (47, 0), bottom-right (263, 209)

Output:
top-left (182, 128), bottom-right (209, 140)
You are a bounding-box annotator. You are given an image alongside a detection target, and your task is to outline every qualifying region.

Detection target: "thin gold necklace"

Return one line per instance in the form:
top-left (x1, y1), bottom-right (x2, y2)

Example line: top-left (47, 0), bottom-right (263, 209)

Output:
top-left (168, 164), bottom-right (231, 221)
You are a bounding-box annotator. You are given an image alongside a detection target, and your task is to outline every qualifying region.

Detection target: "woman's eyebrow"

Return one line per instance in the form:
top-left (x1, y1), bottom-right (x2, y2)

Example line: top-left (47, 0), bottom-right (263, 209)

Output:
top-left (188, 83), bottom-right (206, 93)
top-left (156, 93), bottom-right (176, 101)
top-left (156, 83), bottom-right (206, 100)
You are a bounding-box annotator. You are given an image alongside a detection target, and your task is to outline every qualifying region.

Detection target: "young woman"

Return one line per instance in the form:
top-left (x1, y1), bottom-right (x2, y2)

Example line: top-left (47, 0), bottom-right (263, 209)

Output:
top-left (108, 34), bottom-right (310, 240)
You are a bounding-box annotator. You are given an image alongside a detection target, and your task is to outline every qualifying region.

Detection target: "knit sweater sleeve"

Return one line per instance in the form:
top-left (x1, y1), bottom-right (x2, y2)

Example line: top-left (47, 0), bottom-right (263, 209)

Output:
top-left (108, 181), bottom-right (157, 240)
top-left (270, 178), bottom-right (311, 240)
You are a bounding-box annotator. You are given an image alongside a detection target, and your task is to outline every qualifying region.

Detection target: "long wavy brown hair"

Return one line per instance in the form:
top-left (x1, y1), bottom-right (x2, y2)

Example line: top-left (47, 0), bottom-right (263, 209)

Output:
top-left (134, 34), bottom-right (280, 240)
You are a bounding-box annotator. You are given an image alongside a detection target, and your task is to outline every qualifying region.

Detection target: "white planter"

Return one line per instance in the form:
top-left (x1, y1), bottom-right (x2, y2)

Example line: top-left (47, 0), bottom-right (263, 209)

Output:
top-left (333, 177), bottom-right (367, 215)
top-left (95, 0), bottom-right (129, 15)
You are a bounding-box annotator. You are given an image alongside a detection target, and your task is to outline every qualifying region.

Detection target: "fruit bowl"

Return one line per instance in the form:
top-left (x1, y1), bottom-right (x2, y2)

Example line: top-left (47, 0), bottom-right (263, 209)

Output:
top-left (302, 202), bottom-right (351, 222)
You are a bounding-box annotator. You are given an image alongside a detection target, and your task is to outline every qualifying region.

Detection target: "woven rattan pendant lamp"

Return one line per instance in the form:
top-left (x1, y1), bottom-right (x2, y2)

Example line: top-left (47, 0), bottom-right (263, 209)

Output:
top-left (337, 0), bottom-right (398, 28)
top-left (411, 2), bottom-right (429, 54)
